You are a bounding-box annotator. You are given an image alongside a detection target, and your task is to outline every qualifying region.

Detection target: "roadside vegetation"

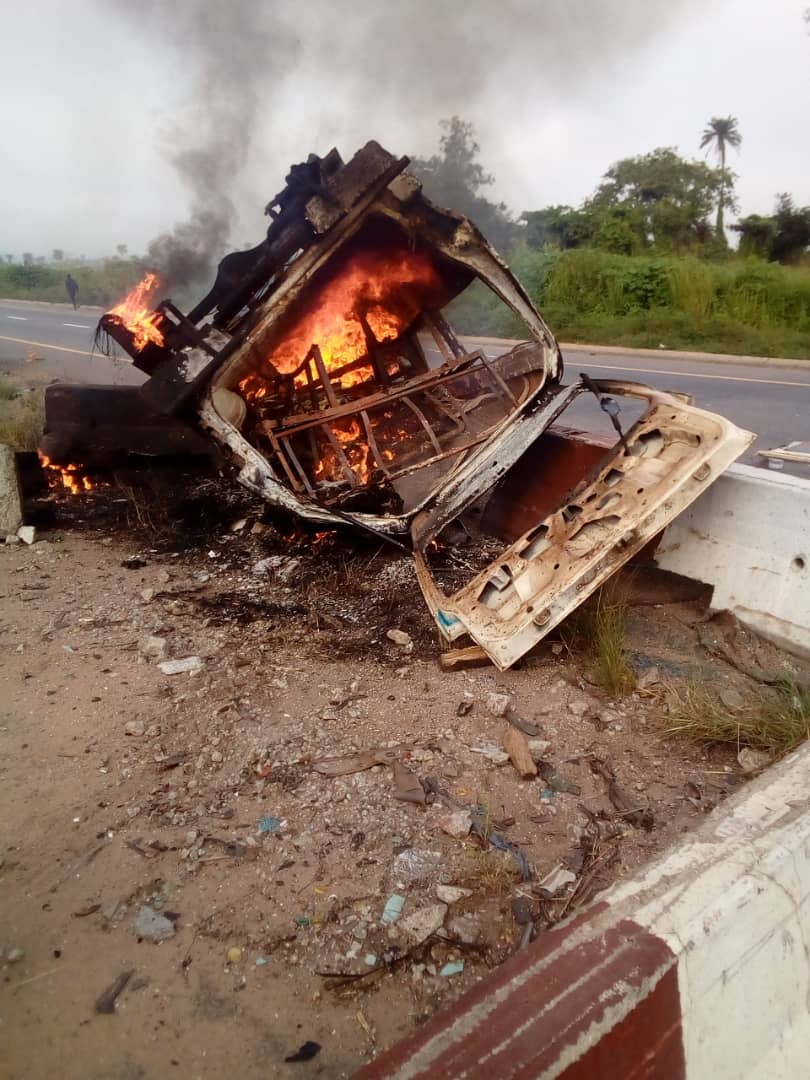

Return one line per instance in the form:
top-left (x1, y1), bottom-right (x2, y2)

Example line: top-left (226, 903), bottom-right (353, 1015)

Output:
top-left (668, 678), bottom-right (810, 758)
top-left (0, 380), bottom-right (45, 451)
top-left (0, 257), bottom-right (147, 308)
top-left (5, 116), bottom-right (810, 359)
top-left (560, 582), bottom-right (637, 699)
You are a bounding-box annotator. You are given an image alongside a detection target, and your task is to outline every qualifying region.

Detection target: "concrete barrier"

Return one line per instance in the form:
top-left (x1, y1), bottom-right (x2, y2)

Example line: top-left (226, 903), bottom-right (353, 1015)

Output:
top-left (655, 463), bottom-right (810, 657)
top-left (357, 743), bottom-right (810, 1080)
top-left (0, 443), bottom-right (22, 535)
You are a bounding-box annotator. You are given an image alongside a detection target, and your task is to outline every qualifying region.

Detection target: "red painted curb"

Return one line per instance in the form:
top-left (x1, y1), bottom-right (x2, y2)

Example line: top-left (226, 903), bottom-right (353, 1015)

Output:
top-left (356, 903), bottom-right (683, 1079)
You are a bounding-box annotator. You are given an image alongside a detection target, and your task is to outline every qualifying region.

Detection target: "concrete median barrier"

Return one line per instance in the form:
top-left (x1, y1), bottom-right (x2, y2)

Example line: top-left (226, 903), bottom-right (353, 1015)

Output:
top-left (655, 462), bottom-right (810, 657)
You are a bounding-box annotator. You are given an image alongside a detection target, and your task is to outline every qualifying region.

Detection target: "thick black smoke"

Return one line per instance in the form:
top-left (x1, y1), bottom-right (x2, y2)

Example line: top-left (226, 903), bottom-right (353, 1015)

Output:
top-left (111, 0), bottom-right (698, 293)
top-left (113, 1), bottom-right (298, 292)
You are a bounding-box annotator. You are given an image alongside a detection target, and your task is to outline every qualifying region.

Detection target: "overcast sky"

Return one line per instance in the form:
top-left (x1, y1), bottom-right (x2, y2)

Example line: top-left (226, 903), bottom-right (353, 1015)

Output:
top-left (1, 0), bottom-right (808, 259)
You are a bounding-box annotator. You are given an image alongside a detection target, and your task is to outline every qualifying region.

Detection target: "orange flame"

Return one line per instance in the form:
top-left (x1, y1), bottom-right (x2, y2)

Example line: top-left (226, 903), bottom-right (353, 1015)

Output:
top-left (38, 453), bottom-right (94, 495)
top-left (270, 246), bottom-right (443, 389)
top-left (314, 419), bottom-right (372, 486)
top-left (107, 273), bottom-right (165, 351)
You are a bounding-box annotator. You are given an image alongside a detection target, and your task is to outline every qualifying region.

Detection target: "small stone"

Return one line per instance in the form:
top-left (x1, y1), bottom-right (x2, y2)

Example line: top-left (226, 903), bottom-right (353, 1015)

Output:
top-left (551, 643), bottom-right (563, 656)
top-left (134, 905), bottom-right (175, 943)
top-left (469, 744), bottom-right (510, 766)
top-left (158, 656), bottom-right (203, 676)
top-left (17, 525), bottom-right (36, 545)
top-left (446, 914), bottom-right (480, 945)
top-left (252, 555), bottom-right (302, 583)
top-left (227, 946), bottom-right (242, 964)
top-left (436, 885), bottom-right (473, 904)
top-left (210, 750), bottom-right (223, 763)
top-left (527, 738), bottom-right (552, 761)
top-left (637, 667), bottom-right (661, 690)
top-left (485, 692), bottom-right (512, 718)
top-left (720, 688), bottom-right (745, 710)
top-left (568, 699), bottom-right (591, 717)
top-left (392, 849), bottom-right (442, 883)
top-left (438, 810), bottom-right (472, 840)
top-left (397, 904), bottom-right (447, 944)
top-left (6, 947), bottom-right (25, 963)
top-left (140, 588), bottom-right (155, 603)
top-left (124, 719), bottom-right (146, 737)
top-left (5, 534), bottom-right (21, 545)
top-left (386, 628), bottom-right (412, 648)
top-left (139, 635), bottom-right (168, 661)
top-left (738, 747), bottom-right (771, 774)
top-left (156, 569), bottom-right (171, 584)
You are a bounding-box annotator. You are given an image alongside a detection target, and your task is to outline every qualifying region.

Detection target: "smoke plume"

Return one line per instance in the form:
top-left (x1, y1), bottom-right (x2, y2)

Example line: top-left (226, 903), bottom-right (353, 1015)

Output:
top-left (111, 0), bottom-right (699, 293)
top-left (112, 1), bottom-right (298, 291)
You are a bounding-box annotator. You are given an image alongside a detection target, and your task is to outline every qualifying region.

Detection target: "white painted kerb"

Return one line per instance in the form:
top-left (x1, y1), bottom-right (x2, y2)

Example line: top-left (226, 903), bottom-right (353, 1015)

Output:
top-left (655, 463), bottom-right (810, 656)
top-left (607, 742), bottom-right (810, 1080)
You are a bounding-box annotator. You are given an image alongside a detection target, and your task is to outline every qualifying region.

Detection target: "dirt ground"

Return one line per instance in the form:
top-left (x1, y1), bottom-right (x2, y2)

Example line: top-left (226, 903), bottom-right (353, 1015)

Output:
top-left (2, 473), bottom-right (807, 1079)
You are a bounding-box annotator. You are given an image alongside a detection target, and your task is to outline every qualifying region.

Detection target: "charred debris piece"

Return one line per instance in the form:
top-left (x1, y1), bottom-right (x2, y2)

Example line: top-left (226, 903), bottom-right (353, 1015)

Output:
top-left (42, 140), bottom-right (754, 670)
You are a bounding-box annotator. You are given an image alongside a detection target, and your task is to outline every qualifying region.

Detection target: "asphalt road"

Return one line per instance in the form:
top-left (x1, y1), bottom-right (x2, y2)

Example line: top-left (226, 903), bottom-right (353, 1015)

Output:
top-left (1, 298), bottom-right (808, 473)
top-left (0, 299), bottom-right (142, 385)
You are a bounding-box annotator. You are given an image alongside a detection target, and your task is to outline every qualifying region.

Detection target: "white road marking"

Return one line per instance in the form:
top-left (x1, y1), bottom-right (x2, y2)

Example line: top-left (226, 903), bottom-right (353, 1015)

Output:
top-left (6, 315), bottom-right (26, 320)
top-left (578, 361), bottom-right (810, 391)
top-left (481, 350), bottom-right (810, 390)
top-left (62, 323), bottom-right (91, 329)
top-left (0, 334), bottom-right (103, 358)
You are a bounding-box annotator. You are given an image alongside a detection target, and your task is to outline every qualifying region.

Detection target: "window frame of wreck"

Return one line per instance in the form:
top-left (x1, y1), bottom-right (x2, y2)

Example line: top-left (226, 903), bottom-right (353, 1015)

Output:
top-left (197, 183), bottom-right (565, 534)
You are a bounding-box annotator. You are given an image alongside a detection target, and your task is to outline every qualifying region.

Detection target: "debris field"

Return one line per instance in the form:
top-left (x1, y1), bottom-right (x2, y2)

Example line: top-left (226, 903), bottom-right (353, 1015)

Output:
top-left (3, 479), bottom-right (806, 1078)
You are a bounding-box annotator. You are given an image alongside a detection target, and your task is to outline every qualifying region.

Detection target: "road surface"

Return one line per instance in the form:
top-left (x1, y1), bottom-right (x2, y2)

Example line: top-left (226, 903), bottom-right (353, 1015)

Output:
top-left (1, 298), bottom-right (808, 472)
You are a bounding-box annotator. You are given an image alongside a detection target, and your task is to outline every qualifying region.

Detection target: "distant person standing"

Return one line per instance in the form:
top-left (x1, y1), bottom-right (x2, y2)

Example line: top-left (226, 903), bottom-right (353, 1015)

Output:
top-left (65, 273), bottom-right (79, 310)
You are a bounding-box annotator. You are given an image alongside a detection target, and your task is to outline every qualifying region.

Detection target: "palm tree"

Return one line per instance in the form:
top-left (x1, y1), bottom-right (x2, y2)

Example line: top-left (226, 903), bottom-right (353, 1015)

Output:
top-left (700, 116), bottom-right (742, 240)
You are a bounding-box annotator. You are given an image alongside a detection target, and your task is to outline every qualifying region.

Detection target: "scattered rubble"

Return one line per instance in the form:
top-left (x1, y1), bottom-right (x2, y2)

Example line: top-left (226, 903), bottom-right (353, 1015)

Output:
top-left (4, 486), bottom-right (808, 1077)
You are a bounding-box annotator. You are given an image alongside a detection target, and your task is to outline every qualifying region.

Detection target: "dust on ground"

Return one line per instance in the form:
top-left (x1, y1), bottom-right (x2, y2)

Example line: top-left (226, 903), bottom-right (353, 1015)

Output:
top-left (2, 473), bottom-right (807, 1079)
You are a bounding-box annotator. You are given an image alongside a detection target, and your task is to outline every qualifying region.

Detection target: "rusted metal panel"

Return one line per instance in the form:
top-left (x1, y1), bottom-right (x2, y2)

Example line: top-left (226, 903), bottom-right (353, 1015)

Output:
top-left (412, 382), bottom-right (753, 670)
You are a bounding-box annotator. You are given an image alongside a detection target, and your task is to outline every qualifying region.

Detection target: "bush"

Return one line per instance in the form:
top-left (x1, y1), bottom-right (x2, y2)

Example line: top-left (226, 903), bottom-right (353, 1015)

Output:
top-left (0, 258), bottom-right (149, 306)
top-left (446, 247), bottom-right (810, 358)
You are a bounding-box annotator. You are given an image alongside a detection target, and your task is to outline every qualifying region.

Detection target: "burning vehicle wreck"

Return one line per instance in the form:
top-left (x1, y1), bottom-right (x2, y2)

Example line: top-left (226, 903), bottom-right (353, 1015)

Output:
top-left (52, 140), bottom-right (753, 669)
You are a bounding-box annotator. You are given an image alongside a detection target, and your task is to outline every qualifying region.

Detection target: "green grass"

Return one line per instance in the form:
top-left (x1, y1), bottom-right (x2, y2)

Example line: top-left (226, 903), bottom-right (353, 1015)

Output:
top-left (449, 248), bottom-right (810, 360)
top-left (0, 258), bottom-right (149, 307)
top-left (668, 678), bottom-right (810, 757)
top-left (560, 583), bottom-right (637, 698)
top-left (0, 389), bottom-right (45, 451)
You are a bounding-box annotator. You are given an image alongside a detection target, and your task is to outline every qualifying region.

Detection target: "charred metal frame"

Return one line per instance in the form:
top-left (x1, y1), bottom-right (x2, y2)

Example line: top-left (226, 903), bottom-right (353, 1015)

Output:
top-left (77, 140), bottom-right (755, 669)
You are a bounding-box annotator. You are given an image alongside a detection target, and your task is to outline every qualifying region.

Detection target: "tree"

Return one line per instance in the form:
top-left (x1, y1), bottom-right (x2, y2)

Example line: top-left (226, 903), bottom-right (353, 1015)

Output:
top-left (731, 214), bottom-right (775, 259)
top-left (700, 116), bottom-right (742, 240)
top-left (411, 117), bottom-right (516, 251)
top-left (771, 194), bottom-right (810, 263)
top-left (52, 249), bottom-right (64, 262)
top-left (521, 205), bottom-right (596, 250)
top-left (730, 194), bottom-right (810, 263)
top-left (22, 253), bottom-right (33, 265)
top-left (116, 243), bottom-right (128, 257)
top-left (589, 148), bottom-right (727, 252)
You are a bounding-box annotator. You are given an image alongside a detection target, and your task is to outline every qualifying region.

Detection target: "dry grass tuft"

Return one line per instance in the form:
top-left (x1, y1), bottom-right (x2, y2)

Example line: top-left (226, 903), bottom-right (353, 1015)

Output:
top-left (458, 848), bottom-right (516, 895)
top-left (0, 387), bottom-right (45, 451)
top-left (667, 677), bottom-right (810, 757)
top-left (561, 580), bottom-right (637, 697)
